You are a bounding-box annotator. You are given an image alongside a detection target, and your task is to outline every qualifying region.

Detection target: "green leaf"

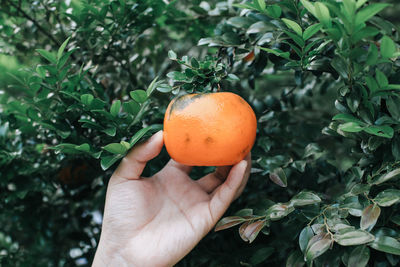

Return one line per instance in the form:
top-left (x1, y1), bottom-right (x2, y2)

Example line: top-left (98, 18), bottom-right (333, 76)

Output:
top-left (103, 143), bottom-right (128, 154)
top-left (386, 84), bottom-right (400, 90)
top-left (338, 122), bottom-right (364, 133)
top-left (168, 50), bottom-right (177, 60)
top-left (156, 83), bottom-right (173, 93)
top-left (350, 183), bottom-right (371, 195)
top-left (381, 36), bottom-right (396, 59)
top-left (292, 160), bottom-right (306, 173)
top-left (57, 37), bottom-right (71, 60)
top-left (265, 203), bottom-right (295, 220)
top-left (102, 127), bottom-right (116, 137)
top-left (331, 56), bottom-right (348, 79)
top-left (299, 226), bottom-right (314, 253)
top-left (332, 113), bottom-right (366, 125)
top-left (100, 155), bottom-right (123, 170)
top-left (283, 30), bottom-right (305, 47)
top-left (300, 0), bottom-right (316, 17)
top-left (167, 71), bottom-right (186, 81)
top-left (360, 204), bottom-right (381, 230)
top-left (89, 99), bottom-right (106, 111)
top-left (110, 100), bottom-right (121, 117)
top-left (269, 167), bottom-right (287, 187)
top-left (191, 58), bottom-right (200, 68)
top-left (355, 3), bottom-right (390, 26)
top-left (376, 70), bottom-right (389, 89)
top-left (130, 90), bottom-right (147, 103)
top-left (303, 23), bottom-right (322, 40)
top-left (371, 168), bottom-right (400, 185)
top-left (369, 236), bottom-right (400, 255)
top-left (290, 191), bottom-right (321, 207)
top-left (343, 0), bottom-right (356, 18)
top-left (348, 246), bottom-right (370, 267)
top-left (221, 32), bottom-right (241, 45)
top-left (78, 119), bottom-right (101, 130)
top-left (226, 17), bottom-right (254, 28)
top-left (129, 126), bottom-right (154, 146)
top-left (234, 209), bottom-right (253, 217)
top-left (215, 216), bottom-right (246, 231)
top-left (247, 21), bottom-right (270, 34)
top-left (250, 247), bottom-right (274, 265)
top-left (265, 4), bottom-right (281, 18)
top-left (356, 0), bottom-right (368, 9)
top-left (305, 233), bottom-right (332, 262)
top-left (314, 2), bottom-right (331, 27)
top-left (75, 143), bottom-right (90, 152)
top-left (365, 75), bottom-right (379, 93)
top-left (352, 26), bottom-right (380, 43)
top-left (392, 135), bottom-right (400, 160)
top-left (80, 94), bottom-right (94, 106)
top-left (391, 215), bottom-right (400, 226)
top-left (36, 49), bottom-right (57, 64)
top-left (51, 143), bottom-right (78, 154)
top-left (232, 3), bottom-right (255, 10)
top-left (227, 74), bottom-right (240, 81)
top-left (282, 18), bottom-right (302, 36)
top-left (334, 229), bottom-right (375, 246)
top-left (363, 125), bottom-right (393, 138)
top-left (36, 65), bottom-right (46, 78)
top-left (258, 47), bottom-right (290, 59)
top-left (147, 76), bottom-right (159, 97)
top-left (58, 48), bottom-right (76, 68)
top-left (120, 141), bottom-right (131, 150)
top-left (256, 0), bottom-right (266, 11)
top-left (366, 44), bottom-right (378, 66)
top-left (123, 100), bottom-right (140, 115)
top-left (286, 251), bottom-right (305, 267)
top-left (374, 189), bottom-right (400, 207)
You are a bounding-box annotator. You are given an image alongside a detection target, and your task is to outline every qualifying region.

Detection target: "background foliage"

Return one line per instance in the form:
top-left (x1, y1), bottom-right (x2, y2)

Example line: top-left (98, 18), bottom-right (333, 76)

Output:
top-left (1, 0), bottom-right (400, 266)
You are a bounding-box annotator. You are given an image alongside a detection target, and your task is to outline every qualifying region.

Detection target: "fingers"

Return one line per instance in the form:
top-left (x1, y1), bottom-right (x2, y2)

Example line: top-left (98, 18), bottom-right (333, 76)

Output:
top-left (113, 130), bottom-right (164, 180)
top-left (207, 160), bottom-right (248, 224)
top-left (196, 166), bottom-right (232, 193)
top-left (164, 159), bottom-right (193, 174)
top-left (233, 153), bottom-right (251, 199)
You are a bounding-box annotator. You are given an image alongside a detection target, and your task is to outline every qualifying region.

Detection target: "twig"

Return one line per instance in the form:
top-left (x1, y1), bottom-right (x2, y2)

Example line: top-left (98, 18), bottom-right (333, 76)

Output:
top-left (6, 0), bottom-right (61, 46)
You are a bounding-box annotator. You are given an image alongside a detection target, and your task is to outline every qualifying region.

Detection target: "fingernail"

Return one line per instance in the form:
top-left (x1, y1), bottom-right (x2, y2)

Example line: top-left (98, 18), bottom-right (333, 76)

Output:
top-left (152, 130), bottom-right (163, 138)
top-left (146, 130), bottom-right (163, 143)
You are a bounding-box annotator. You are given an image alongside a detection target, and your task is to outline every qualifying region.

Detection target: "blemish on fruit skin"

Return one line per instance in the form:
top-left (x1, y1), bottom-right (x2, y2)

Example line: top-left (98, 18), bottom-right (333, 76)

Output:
top-left (241, 145), bottom-right (250, 155)
top-left (205, 136), bottom-right (213, 144)
top-left (169, 93), bottom-right (209, 118)
top-left (185, 133), bottom-right (190, 143)
top-left (238, 97), bottom-right (247, 105)
top-left (167, 98), bottom-right (177, 120)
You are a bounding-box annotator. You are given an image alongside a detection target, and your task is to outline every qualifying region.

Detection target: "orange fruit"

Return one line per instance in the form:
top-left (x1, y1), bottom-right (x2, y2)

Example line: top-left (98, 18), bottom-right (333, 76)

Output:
top-left (163, 92), bottom-right (257, 166)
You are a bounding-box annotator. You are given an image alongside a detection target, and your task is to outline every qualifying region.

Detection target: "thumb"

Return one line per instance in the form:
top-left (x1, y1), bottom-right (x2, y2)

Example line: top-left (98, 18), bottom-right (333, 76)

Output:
top-left (113, 130), bottom-right (164, 180)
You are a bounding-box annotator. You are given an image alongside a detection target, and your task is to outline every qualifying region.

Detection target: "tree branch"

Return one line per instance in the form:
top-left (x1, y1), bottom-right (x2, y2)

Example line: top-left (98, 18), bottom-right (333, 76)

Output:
top-left (5, 0), bottom-right (61, 46)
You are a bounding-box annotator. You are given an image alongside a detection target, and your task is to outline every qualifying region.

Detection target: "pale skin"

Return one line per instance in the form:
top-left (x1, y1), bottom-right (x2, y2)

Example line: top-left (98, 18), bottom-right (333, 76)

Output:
top-left (93, 131), bottom-right (251, 267)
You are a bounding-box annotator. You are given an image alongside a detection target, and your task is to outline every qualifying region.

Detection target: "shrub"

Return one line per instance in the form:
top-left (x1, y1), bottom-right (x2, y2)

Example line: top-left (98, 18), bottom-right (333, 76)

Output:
top-left (1, 0), bottom-right (400, 266)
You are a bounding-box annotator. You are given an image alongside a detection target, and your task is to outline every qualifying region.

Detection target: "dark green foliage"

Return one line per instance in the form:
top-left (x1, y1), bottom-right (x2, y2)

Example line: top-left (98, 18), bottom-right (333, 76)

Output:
top-left (1, 0), bottom-right (400, 266)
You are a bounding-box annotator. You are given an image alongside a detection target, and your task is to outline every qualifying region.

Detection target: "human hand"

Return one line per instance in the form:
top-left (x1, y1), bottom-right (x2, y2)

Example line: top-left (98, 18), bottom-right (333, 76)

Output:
top-left (93, 131), bottom-right (251, 266)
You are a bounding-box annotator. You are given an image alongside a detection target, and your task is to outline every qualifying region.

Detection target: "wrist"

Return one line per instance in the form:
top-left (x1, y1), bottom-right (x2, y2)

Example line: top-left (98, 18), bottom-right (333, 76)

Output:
top-left (93, 238), bottom-right (133, 267)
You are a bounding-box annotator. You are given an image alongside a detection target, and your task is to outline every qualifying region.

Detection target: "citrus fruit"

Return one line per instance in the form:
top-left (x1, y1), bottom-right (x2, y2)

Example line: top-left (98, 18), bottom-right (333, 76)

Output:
top-left (163, 92), bottom-right (257, 166)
